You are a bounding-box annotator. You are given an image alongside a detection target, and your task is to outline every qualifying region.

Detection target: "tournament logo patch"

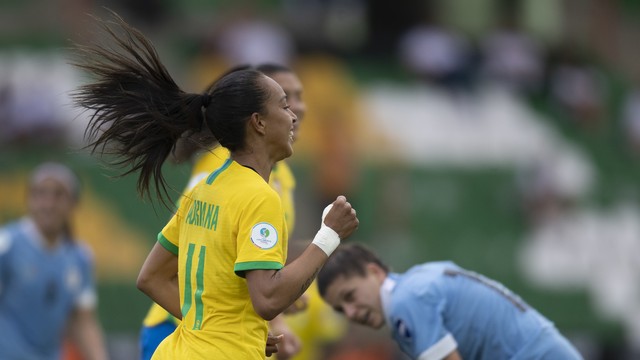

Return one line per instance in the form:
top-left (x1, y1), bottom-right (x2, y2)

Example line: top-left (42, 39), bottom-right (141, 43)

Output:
top-left (394, 318), bottom-right (413, 340)
top-left (250, 223), bottom-right (278, 249)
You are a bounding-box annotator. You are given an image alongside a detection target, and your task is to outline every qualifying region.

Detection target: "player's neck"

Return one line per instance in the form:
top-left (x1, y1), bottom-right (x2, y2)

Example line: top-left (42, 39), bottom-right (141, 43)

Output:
top-left (231, 153), bottom-right (273, 183)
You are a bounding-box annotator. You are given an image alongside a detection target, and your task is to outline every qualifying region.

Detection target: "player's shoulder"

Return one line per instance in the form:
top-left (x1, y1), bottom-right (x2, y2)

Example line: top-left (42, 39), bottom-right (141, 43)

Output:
top-left (202, 159), bottom-right (281, 204)
top-left (0, 220), bottom-right (27, 255)
top-left (394, 262), bottom-right (460, 299)
top-left (230, 167), bottom-right (280, 198)
top-left (402, 261), bottom-right (457, 282)
top-left (237, 180), bottom-right (280, 206)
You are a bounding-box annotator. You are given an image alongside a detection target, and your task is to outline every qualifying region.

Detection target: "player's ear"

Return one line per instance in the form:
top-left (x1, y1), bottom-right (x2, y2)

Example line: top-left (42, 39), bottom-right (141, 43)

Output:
top-left (250, 112), bottom-right (266, 135)
top-left (366, 263), bottom-right (386, 281)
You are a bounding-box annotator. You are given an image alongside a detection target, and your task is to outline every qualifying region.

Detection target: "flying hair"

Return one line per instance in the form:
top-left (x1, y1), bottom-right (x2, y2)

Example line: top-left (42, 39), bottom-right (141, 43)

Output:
top-left (70, 9), bottom-right (206, 208)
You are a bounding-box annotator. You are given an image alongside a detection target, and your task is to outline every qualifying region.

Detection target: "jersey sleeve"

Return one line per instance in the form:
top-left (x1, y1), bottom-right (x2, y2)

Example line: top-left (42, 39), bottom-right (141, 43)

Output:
top-left (159, 189), bottom-right (195, 256)
top-left (158, 213), bottom-right (180, 256)
top-left (390, 287), bottom-right (457, 360)
top-left (234, 189), bottom-right (287, 276)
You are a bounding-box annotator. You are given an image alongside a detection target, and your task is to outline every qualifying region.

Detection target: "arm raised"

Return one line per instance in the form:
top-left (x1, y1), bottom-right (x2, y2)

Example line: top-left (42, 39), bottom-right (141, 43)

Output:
top-left (246, 196), bottom-right (359, 320)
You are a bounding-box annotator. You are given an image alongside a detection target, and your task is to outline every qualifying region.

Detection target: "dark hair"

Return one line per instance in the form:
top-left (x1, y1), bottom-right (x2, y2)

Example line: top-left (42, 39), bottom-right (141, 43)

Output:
top-left (170, 63), bottom-right (291, 165)
top-left (71, 11), bottom-right (270, 206)
top-left (317, 243), bottom-right (389, 298)
top-left (204, 69), bottom-right (269, 152)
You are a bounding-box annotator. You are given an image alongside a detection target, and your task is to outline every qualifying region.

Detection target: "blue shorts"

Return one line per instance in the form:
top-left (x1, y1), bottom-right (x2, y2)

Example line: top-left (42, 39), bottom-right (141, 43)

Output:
top-left (139, 321), bottom-right (177, 360)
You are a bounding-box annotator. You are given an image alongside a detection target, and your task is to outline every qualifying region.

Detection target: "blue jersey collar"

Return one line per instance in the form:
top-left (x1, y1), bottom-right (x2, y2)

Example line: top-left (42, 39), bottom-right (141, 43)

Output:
top-left (380, 273), bottom-right (399, 327)
top-left (20, 217), bottom-right (66, 251)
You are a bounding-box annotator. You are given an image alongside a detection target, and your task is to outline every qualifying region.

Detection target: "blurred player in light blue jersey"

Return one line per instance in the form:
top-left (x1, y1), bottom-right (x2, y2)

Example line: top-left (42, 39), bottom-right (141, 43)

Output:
top-left (0, 162), bottom-right (108, 360)
top-left (317, 244), bottom-right (583, 360)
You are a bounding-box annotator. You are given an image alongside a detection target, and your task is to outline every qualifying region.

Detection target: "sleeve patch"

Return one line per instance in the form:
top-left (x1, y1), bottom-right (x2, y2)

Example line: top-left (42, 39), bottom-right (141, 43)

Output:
top-left (395, 318), bottom-right (413, 339)
top-left (250, 222), bottom-right (278, 249)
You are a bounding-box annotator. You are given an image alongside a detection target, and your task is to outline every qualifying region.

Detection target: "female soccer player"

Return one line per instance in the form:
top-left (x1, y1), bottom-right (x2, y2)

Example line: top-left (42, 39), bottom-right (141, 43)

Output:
top-left (72, 12), bottom-right (358, 360)
top-left (139, 63), bottom-right (309, 360)
top-left (0, 162), bottom-right (108, 360)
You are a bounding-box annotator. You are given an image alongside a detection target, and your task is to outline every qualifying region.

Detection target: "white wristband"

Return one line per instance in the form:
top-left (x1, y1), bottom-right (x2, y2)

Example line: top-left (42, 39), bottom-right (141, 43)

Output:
top-left (312, 225), bottom-right (340, 257)
top-left (312, 204), bottom-right (340, 256)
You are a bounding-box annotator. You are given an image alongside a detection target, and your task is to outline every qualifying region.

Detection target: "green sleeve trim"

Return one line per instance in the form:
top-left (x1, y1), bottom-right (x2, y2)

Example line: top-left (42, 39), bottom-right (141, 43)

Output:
top-left (234, 261), bottom-right (283, 277)
top-left (158, 233), bottom-right (179, 256)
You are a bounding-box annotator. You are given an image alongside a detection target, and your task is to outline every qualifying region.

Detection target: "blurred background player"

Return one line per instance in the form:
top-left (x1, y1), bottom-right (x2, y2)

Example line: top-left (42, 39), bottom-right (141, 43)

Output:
top-left (317, 243), bottom-right (583, 360)
top-left (0, 162), bottom-right (108, 360)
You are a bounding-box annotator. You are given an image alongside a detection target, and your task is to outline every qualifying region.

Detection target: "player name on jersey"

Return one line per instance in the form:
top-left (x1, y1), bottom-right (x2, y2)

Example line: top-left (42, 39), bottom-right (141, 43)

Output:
top-left (186, 200), bottom-right (219, 230)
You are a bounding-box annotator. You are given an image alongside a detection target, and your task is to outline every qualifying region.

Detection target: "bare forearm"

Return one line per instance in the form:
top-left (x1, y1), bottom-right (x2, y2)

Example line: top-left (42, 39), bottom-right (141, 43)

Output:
top-left (69, 310), bottom-right (109, 360)
top-left (248, 196), bottom-right (359, 320)
top-left (282, 249), bottom-right (323, 295)
top-left (247, 244), bottom-right (327, 319)
top-left (140, 277), bottom-right (182, 319)
top-left (137, 242), bottom-right (181, 319)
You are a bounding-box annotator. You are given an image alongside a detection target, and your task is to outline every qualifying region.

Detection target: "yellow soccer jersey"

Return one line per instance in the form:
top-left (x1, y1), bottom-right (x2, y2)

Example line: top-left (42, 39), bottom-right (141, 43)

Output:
top-left (143, 146), bottom-right (296, 328)
top-left (152, 159), bottom-right (288, 360)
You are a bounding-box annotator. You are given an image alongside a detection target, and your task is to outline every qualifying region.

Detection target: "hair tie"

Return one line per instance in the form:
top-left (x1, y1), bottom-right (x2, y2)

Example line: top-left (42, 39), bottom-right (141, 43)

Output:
top-left (201, 93), bottom-right (212, 108)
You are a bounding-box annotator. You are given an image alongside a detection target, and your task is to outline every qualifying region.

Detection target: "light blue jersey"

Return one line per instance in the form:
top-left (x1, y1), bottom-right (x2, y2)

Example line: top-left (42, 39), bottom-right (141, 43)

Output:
top-left (0, 218), bottom-right (96, 360)
top-left (380, 261), bottom-right (582, 360)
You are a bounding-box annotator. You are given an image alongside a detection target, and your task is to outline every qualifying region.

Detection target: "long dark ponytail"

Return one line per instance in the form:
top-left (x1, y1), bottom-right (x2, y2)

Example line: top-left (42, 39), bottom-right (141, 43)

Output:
top-left (71, 11), bottom-right (208, 206)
